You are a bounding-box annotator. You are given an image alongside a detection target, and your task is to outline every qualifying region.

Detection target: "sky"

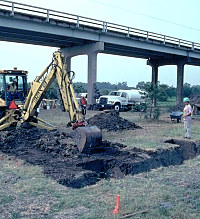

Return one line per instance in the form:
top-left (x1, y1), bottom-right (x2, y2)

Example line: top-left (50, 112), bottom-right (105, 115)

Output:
top-left (0, 0), bottom-right (200, 87)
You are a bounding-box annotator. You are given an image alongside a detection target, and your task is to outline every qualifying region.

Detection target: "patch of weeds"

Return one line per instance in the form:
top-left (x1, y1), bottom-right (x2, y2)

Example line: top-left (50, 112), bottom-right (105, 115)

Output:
top-left (158, 207), bottom-right (170, 217)
top-left (0, 195), bottom-right (14, 205)
top-left (11, 212), bottom-right (21, 219)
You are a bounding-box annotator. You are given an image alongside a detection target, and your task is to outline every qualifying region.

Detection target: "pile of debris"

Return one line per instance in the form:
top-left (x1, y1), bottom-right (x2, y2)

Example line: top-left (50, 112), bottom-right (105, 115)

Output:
top-left (170, 93), bottom-right (200, 112)
top-left (87, 111), bottom-right (141, 132)
top-left (190, 93), bottom-right (200, 105)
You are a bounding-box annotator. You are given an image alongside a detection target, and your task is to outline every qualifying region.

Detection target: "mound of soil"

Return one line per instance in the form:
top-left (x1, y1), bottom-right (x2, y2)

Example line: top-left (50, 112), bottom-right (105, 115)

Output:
top-left (170, 93), bottom-right (200, 112)
top-left (87, 111), bottom-right (141, 131)
top-left (0, 127), bottom-right (200, 188)
top-left (190, 93), bottom-right (200, 105)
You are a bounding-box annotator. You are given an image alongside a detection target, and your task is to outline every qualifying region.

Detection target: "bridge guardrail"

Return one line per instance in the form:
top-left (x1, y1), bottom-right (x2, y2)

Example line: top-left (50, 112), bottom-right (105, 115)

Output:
top-left (0, 0), bottom-right (200, 52)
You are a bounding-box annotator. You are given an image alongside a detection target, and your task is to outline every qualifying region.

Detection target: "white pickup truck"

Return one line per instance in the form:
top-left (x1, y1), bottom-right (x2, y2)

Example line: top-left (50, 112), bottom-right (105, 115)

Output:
top-left (97, 89), bottom-right (144, 111)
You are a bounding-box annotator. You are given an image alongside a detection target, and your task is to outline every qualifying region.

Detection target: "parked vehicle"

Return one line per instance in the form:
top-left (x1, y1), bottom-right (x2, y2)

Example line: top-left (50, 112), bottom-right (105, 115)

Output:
top-left (97, 89), bottom-right (145, 111)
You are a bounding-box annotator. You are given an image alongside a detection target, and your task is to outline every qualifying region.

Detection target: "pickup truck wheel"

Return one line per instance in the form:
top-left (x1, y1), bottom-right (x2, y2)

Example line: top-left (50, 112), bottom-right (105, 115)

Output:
top-left (99, 107), bottom-right (104, 111)
top-left (114, 103), bottom-right (120, 112)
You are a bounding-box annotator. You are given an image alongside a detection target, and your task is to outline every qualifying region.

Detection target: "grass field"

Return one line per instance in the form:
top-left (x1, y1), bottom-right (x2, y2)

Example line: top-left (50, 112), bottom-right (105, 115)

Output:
top-left (0, 104), bottom-right (200, 218)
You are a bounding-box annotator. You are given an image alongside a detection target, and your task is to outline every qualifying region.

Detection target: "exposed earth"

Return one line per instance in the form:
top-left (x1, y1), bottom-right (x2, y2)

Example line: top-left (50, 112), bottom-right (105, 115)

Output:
top-left (0, 123), bottom-right (199, 188)
top-left (87, 110), bottom-right (141, 131)
top-left (1, 109), bottom-right (200, 218)
top-left (170, 92), bottom-right (200, 112)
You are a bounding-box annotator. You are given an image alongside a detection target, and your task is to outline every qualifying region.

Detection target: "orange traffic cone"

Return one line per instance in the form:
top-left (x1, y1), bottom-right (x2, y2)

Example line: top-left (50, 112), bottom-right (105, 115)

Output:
top-left (112, 195), bottom-right (120, 214)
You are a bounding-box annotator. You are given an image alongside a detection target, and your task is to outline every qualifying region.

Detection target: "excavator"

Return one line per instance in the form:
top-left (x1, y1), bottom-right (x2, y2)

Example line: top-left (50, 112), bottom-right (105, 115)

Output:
top-left (0, 51), bottom-right (102, 153)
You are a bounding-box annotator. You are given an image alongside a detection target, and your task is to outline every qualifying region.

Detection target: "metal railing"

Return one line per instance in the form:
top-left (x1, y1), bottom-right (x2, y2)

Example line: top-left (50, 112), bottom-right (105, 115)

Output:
top-left (0, 0), bottom-right (200, 51)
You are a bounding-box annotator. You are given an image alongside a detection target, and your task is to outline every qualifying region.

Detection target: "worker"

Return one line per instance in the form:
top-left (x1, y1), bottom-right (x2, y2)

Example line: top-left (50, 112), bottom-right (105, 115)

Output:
top-left (80, 94), bottom-right (87, 119)
top-left (9, 80), bottom-right (18, 92)
top-left (183, 97), bottom-right (192, 139)
top-left (7, 80), bottom-right (18, 100)
top-left (9, 80), bottom-right (22, 100)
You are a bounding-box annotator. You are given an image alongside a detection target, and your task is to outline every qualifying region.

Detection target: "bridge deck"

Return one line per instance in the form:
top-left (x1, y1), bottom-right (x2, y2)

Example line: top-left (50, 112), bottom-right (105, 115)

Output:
top-left (0, 0), bottom-right (200, 65)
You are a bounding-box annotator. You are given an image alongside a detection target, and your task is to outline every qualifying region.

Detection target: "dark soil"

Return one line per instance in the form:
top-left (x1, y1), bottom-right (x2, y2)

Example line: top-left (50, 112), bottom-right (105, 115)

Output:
top-left (87, 110), bottom-right (141, 131)
top-left (170, 93), bottom-right (200, 112)
top-left (0, 127), bottom-right (199, 188)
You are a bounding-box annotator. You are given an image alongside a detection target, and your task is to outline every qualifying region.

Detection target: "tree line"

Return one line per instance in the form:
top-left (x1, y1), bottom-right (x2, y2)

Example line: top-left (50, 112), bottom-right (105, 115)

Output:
top-left (42, 80), bottom-right (200, 101)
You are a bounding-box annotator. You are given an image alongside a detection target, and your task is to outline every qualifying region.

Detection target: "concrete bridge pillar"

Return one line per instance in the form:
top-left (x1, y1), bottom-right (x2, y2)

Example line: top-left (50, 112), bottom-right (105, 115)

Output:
top-left (66, 57), bottom-right (71, 73)
top-left (151, 64), bottom-right (159, 106)
top-left (61, 42), bottom-right (104, 107)
top-left (151, 64), bottom-right (158, 85)
top-left (176, 63), bottom-right (184, 105)
top-left (147, 60), bottom-right (159, 106)
top-left (148, 58), bottom-right (188, 106)
top-left (88, 51), bottom-right (98, 106)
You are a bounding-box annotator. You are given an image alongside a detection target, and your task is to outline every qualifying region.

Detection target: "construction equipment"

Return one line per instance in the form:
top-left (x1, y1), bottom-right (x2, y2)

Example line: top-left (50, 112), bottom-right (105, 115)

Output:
top-left (0, 68), bottom-right (28, 130)
top-left (0, 51), bottom-right (102, 152)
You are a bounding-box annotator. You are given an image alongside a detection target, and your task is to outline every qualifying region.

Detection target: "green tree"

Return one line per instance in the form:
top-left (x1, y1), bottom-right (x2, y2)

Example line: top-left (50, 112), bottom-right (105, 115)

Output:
top-left (142, 82), bottom-right (164, 119)
top-left (183, 83), bottom-right (192, 97)
top-left (44, 80), bottom-right (58, 99)
top-left (73, 84), bottom-right (87, 94)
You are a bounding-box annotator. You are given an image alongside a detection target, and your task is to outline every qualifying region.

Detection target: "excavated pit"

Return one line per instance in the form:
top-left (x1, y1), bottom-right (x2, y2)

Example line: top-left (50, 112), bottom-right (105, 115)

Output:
top-left (0, 127), bottom-right (200, 188)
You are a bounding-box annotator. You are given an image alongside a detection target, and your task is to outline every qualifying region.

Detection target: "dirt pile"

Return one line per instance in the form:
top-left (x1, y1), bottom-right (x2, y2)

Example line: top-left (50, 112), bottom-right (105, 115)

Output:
top-left (190, 93), bottom-right (200, 105)
top-left (170, 93), bottom-right (200, 112)
top-left (87, 111), bottom-right (141, 131)
top-left (0, 127), bottom-right (79, 157)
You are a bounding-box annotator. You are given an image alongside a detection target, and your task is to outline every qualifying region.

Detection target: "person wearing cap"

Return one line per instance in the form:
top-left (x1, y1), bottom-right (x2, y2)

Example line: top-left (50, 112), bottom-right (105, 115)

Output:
top-left (183, 97), bottom-right (192, 139)
top-left (80, 94), bottom-right (87, 119)
top-left (7, 80), bottom-right (18, 100)
top-left (9, 80), bottom-right (17, 93)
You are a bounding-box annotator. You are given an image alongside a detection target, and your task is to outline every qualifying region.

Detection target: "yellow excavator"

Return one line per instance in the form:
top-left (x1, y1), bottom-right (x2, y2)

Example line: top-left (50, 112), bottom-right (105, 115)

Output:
top-left (0, 51), bottom-right (102, 153)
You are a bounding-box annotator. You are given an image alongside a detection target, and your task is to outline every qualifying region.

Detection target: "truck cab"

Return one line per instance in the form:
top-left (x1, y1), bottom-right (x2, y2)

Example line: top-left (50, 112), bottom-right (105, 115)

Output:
top-left (0, 69), bottom-right (28, 118)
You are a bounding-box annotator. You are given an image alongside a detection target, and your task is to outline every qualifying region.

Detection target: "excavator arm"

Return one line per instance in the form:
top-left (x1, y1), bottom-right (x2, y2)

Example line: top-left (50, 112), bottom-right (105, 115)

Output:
top-left (0, 51), bottom-right (102, 153)
top-left (22, 51), bottom-right (83, 129)
top-left (23, 51), bottom-right (102, 152)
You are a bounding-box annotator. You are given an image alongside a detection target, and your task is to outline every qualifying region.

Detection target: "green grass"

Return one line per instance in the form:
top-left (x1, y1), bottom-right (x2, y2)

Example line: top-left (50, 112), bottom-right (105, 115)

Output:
top-left (1, 153), bottom-right (200, 218)
top-left (1, 109), bottom-right (200, 218)
top-left (157, 97), bottom-right (176, 109)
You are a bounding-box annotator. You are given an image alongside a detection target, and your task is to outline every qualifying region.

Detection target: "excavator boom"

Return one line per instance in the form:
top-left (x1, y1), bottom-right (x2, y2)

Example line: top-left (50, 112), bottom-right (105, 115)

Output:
top-left (0, 51), bottom-right (102, 152)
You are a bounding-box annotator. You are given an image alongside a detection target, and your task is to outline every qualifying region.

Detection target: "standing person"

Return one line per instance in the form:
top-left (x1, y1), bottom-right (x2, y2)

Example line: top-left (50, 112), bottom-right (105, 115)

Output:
top-left (80, 94), bottom-right (87, 119)
top-left (183, 97), bottom-right (192, 139)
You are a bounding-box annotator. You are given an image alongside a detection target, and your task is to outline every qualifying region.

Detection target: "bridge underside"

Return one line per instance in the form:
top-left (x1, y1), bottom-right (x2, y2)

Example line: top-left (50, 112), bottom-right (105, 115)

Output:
top-left (1, 25), bottom-right (200, 67)
top-left (0, 11), bottom-right (200, 105)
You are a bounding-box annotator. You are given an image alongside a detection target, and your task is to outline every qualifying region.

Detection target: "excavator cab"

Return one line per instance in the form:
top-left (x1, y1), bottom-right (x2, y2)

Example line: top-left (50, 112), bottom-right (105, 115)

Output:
top-left (0, 69), bottom-right (28, 128)
top-left (0, 69), bottom-right (28, 108)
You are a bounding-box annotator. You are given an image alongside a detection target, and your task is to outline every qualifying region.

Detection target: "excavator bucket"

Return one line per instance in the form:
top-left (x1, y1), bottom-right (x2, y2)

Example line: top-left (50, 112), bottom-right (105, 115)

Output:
top-left (73, 126), bottom-right (102, 153)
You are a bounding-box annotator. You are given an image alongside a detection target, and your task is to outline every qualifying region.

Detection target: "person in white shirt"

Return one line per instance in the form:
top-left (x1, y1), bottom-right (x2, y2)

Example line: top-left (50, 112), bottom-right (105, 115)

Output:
top-left (183, 97), bottom-right (192, 139)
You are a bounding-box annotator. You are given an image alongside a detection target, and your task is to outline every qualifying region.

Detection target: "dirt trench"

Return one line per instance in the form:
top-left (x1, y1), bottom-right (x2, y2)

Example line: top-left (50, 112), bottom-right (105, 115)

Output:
top-left (0, 127), bottom-right (200, 188)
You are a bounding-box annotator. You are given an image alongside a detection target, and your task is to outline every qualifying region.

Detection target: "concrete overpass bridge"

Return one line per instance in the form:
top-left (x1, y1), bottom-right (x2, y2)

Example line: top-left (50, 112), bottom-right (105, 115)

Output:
top-left (0, 0), bottom-right (200, 105)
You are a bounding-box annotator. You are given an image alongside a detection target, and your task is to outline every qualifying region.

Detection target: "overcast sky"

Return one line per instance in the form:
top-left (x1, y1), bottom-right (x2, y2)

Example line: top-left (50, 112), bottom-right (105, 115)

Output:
top-left (0, 0), bottom-right (200, 87)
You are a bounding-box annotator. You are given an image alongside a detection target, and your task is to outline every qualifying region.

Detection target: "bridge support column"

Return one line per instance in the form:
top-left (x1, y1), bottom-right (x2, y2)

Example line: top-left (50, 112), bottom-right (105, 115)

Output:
top-left (151, 64), bottom-right (158, 106)
top-left (87, 52), bottom-right (97, 107)
top-left (152, 64), bottom-right (158, 85)
top-left (176, 63), bottom-right (184, 105)
top-left (147, 60), bottom-right (159, 106)
top-left (61, 42), bottom-right (104, 107)
top-left (66, 57), bottom-right (71, 72)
